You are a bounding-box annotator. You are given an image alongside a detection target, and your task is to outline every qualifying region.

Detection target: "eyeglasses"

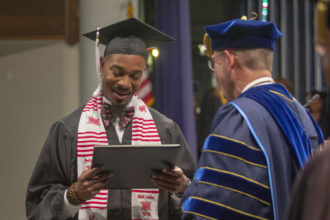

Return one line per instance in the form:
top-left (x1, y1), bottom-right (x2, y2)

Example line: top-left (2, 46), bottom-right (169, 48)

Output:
top-left (207, 50), bottom-right (233, 71)
top-left (208, 59), bottom-right (215, 71)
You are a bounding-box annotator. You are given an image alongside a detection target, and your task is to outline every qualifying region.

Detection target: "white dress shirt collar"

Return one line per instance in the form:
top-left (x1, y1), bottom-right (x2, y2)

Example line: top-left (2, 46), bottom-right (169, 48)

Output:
top-left (241, 77), bottom-right (274, 94)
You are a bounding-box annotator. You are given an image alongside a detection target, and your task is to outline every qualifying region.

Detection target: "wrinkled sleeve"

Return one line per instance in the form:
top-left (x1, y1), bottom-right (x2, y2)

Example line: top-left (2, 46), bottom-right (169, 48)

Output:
top-left (171, 121), bottom-right (196, 179)
top-left (165, 120), bottom-right (196, 219)
top-left (26, 121), bottom-right (76, 220)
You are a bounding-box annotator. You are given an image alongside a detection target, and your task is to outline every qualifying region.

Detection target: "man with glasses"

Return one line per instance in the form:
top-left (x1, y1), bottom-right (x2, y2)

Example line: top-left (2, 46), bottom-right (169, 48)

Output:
top-left (181, 18), bottom-right (324, 220)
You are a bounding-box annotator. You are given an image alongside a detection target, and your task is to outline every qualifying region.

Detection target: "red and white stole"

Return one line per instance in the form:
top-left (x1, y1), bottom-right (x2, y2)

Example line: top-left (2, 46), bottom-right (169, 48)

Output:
top-left (77, 93), bottom-right (161, 220)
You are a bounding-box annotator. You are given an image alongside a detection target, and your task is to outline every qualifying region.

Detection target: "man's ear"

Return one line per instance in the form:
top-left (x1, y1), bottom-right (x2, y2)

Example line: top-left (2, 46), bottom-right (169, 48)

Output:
top-left (100, 56), bottom-right (105, 75)
top-left (224, 50), bottom-right (235, 69)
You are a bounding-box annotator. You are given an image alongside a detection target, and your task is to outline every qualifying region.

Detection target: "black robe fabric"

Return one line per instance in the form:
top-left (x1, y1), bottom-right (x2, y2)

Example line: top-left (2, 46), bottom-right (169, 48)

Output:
top-left (286, 142), bottom-right (330, 220)
top-left (26, 106), bottom-right (196, 220)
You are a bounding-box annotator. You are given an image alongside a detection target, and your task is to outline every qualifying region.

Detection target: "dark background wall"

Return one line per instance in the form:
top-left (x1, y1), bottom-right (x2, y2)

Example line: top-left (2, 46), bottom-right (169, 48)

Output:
top-left (190, 0), bottom-right (245, 104)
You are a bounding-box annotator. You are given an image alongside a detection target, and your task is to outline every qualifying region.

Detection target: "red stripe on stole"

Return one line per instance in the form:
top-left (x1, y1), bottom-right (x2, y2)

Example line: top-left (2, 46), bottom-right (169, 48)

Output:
top-left (83, 201), bottom-right (107, 205)
top-left (77, 144), bottom-right (95, 148)
top-left (85, 103), bottom-right (100, 107)
top-left (77, 149), bottom-right (94, 153)
top-left (132, 122), bottom-right (155, 126)
top-left (83, 106), bottom-right (101, 109)
top-left (131, 189), bottom-right (159, 193)
top-left (80, 206), bottom-right (107, 209)
top-left (77, 154), bottom-right (94, 157)
top-left (77, 140), bottom-right (108, 144)
top-left (86, 101), bottom-right (101, 106)
top-left (92, 196), bottom-right (107, 200)
top-left (83, 108), bottom-right (101, 112)
top-left (77, 135), bottom-right (107, 139)
top-left (78, 132), bottom-right (106, 135)
top-left (133, 117), bottom-right (154, 122)
top-left (90, 97), bottom-right (102, 102)
top-left (132, 125), bottom-right (157, 129)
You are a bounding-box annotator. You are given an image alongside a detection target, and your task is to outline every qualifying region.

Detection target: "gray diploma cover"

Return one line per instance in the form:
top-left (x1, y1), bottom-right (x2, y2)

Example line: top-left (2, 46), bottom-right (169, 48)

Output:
top-left (91, 144), bottom-right (181, 188)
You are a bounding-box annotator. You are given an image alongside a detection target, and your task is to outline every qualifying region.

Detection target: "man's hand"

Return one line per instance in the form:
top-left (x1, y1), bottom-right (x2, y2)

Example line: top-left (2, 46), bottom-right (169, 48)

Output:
top-left (74, 166), bottom-right (112, 201)
top-left (151, 166), bottom-right (190, 195)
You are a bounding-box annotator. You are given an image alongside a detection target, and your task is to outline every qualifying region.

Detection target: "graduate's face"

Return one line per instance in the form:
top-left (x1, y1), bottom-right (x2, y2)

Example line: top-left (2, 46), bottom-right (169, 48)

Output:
top-left (100, 54), bottom-right (146, 106)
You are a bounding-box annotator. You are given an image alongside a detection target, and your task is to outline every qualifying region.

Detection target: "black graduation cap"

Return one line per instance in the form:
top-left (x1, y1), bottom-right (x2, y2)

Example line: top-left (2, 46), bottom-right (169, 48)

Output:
top-left (83, 18), bottom-right (174, 59)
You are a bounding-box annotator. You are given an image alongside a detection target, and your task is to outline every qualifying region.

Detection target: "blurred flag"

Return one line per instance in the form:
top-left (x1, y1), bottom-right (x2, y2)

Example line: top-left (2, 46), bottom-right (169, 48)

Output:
top-left (137, 70), bottom-right (155, 106)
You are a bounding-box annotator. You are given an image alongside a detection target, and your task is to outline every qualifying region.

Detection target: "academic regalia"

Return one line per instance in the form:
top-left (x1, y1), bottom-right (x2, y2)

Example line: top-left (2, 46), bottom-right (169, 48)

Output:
top-left (182, 84), bottom-right (323, 220)
top-left (286, 142), bottom-right (330, 220)
top-left (26, 18), bottom-right (196, 220)
top-left (26, 106), bottom-right (196, 220)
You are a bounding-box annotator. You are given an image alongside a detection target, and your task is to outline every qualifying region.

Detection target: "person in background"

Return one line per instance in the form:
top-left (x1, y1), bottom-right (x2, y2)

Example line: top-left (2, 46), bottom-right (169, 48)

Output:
top-left (26, 18), bottom-right (195, 220)
top-left (286, 1), bottom-right (330, 219)
top-left (274, 77), bottom-right (294, 94)
top-left (197, 69), bottom-right (227, 158)
top-left (181, 17), bottom-right (323, 220)
top-left (307, 90), bottom-right (330, 139)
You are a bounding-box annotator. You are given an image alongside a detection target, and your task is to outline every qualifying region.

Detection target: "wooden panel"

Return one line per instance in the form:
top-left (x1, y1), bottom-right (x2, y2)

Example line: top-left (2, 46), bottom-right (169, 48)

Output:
top-left (0, 0), bottom-right (78, 45)
top-left (64, 0), bottom-right (79, 45)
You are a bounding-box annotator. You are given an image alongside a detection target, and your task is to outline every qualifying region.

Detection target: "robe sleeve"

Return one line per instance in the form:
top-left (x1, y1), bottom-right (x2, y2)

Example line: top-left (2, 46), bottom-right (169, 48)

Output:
top-left (171, 122), bottom-right (196, 179)
top-left (149, 108), bottom-right (196, 179)
top-left (26, 121), bottom-right (76, 220)
top-left (182, 103), bottom-right (273, 220)
top-left (149, 108), bottom-right (196, 219)
top-left (162, 120), bottom-right (196, 219)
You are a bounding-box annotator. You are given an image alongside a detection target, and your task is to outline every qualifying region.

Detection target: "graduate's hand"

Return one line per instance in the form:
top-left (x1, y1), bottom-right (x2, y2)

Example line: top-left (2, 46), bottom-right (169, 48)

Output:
top-left (151, 165), bottom-right (190, 195)
top-left (74, 166), bottom-right (112, 201)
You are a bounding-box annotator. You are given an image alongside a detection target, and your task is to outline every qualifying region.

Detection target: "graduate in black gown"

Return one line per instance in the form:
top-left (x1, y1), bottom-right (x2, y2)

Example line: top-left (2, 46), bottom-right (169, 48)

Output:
top-left (181, 17), bottom-right (324, 220)
top-left (26, 18), bottom-right (196, 220)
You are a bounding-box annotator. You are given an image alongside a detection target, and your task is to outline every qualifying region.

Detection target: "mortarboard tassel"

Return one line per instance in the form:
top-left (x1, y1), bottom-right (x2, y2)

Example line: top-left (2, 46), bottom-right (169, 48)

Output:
top-left (93, 27), bottom-right (102, 97)
top-left (203, 33), bottom-right (213, 57)
top-left (241, 12), bottom-right (258, 20)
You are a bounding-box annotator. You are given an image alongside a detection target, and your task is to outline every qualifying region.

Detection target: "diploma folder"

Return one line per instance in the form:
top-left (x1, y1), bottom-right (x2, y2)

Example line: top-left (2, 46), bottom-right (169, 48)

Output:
top-left (91, 144), bottom-right (181, 189)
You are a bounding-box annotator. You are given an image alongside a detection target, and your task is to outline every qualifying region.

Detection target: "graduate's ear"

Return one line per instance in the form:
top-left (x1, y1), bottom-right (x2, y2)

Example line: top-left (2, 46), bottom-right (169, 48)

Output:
top-left (100, 56), bottom-right (105, 75)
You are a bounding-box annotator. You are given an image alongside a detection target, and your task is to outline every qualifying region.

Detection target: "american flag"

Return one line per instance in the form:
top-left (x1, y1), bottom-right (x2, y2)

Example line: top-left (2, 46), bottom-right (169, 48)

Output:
top-left (137, 70), bottom-right (154, 106)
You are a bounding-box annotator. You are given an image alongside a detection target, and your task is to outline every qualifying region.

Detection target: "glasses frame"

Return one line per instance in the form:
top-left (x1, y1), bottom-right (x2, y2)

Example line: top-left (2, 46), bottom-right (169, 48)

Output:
top-left (208, 59), bottom-right (215, 71)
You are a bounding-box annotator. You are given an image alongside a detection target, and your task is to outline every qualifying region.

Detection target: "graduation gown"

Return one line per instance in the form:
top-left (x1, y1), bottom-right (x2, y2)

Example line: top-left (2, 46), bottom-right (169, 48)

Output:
top-left (286, 141), bottom-right (330, 220)
top-left (182, 84), bottom-right (322, 220)
top-left (26, 106), bottom-right (196, 220)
